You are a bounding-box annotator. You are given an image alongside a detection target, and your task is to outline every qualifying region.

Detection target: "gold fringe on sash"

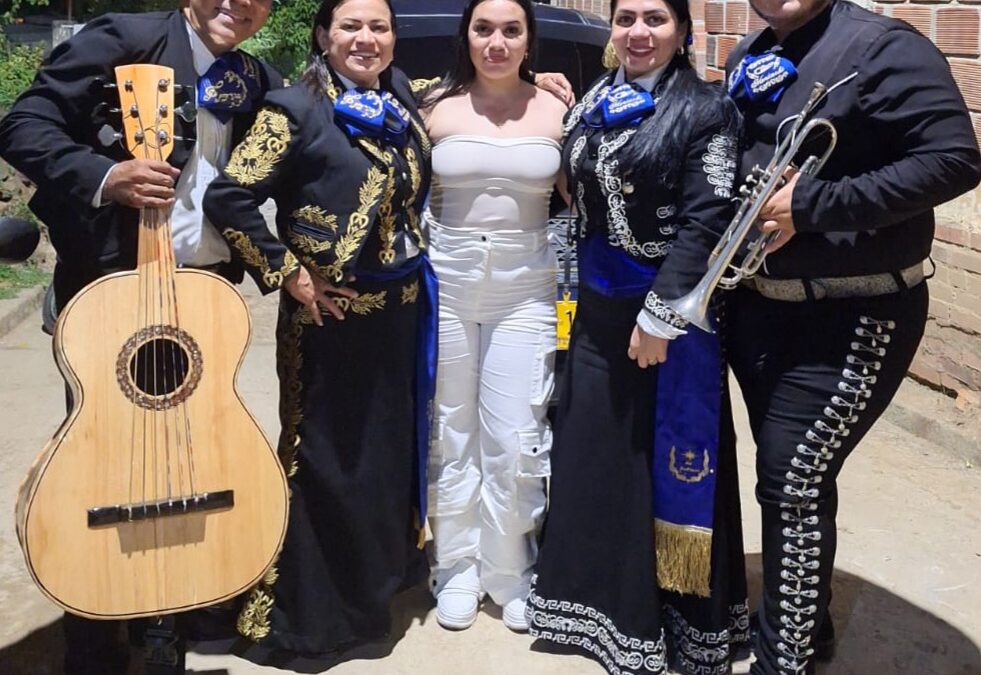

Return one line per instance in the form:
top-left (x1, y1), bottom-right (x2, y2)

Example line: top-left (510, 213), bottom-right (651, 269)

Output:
top-left (654, 519), bottom-right (712, 598)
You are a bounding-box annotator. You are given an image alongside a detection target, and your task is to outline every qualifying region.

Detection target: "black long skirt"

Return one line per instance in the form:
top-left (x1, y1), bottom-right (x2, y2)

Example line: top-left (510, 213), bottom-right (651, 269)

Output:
top-left (529, 287), bottom-right (750, 675)
top-left (236, 273), bottom-right (427, 655)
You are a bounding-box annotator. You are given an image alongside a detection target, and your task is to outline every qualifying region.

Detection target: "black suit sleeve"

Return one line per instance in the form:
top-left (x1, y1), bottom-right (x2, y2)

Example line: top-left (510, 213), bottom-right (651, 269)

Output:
top-left (0, 15), bottom-right (135, 212)
top-left (644, 110), bottom-right (739, 330)
top-left (791, 28), bottom-right (981, 233)
top-left (204, 103), bottom-right (301, 294)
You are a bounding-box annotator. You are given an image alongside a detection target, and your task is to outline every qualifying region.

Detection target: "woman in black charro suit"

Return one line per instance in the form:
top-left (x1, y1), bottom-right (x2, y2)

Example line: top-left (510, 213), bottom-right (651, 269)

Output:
top-left (204, 0), bottom-right (436, 655)
top-left (527, 0), bottom-right (750, 673)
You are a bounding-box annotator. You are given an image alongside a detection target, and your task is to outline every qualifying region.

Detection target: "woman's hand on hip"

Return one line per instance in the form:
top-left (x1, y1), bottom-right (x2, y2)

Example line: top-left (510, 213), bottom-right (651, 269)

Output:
top-left (628, 325), bottom-right (668, 369)
top-left (283, 266), bottom-right (359, 326)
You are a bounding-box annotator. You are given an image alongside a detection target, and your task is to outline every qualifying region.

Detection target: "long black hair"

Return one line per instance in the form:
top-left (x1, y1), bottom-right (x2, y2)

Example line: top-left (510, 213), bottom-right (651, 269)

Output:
top-left (300, 0), bottom-right (399, 93)
top-left (422, 0), bottom-right (538, 108)
top-left (610, 0), bottom-right (737, 189)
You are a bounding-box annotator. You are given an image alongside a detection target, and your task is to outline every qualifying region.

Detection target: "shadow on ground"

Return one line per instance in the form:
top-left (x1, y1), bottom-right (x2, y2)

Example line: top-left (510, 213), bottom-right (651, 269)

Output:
top-left (1, 563), bottom-right (977, 674)
top-left (533, 554), bottom-right (981, 675)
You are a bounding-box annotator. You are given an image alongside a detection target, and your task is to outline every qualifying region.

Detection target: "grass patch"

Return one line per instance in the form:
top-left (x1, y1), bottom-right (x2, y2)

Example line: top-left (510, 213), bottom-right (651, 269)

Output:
top-left (0, 262), bottom-right (49, 299)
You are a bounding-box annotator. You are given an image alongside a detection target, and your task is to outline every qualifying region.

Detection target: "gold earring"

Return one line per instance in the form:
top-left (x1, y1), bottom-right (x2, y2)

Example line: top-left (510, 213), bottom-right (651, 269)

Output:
top-left (602, 40), bottom-right (619, 69)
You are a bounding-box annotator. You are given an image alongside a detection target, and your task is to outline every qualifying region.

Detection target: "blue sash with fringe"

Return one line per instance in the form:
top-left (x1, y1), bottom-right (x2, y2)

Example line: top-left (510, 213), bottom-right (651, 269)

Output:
top-left (353, 254), bottom-right (438, 540)
top-left (579, 234), bottom-right (719, 596)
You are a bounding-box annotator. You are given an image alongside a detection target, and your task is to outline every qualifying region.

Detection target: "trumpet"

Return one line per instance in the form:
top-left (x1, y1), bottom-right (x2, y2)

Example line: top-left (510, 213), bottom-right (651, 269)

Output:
top-left (665, 82), bottom-right (837, 333)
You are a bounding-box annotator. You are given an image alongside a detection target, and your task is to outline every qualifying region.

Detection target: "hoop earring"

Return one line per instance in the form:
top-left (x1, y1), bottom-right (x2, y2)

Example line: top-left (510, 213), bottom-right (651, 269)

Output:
top-left (602, 40), bottom-right (619, 69)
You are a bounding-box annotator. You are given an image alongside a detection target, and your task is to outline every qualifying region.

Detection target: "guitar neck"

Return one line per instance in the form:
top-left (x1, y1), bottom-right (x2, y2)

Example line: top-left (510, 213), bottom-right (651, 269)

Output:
top-left (136, 207), bottom-right (177, 287)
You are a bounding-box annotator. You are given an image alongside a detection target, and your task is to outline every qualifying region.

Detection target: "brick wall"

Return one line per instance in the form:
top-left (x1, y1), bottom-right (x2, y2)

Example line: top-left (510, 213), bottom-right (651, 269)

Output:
top-left (555, 0), bottom-right (981, 400)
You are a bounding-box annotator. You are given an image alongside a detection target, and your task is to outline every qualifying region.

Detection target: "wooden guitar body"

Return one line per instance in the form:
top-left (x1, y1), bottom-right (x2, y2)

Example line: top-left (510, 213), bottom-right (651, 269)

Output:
top-left (16, 269), bottom-right (288, 619)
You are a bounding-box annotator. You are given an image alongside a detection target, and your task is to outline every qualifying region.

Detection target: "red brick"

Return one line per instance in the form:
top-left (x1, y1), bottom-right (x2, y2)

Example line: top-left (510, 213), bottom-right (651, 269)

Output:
top-left (690, 0), bottom-right (707, 21)
top-left (725, 2), bottom-right (748, 33)
top-left (873, 3), bottom-right (887, 15)
top-left (717, 35), bottom-right (738, 65)
top-left (936, 223), bottom-right (970, 247)
top-left (891, 5), bottom-right (933, 37)
top-left (936, 8), bottom-right (980, 56)
top-left (949, 305), bottom-right (981, 336)
top-left (909, 355), bottom-right (946, 390)
top-left (930, 296), bottom-right (952, 324)
top-left (950, 59), bottom-right (981, 111)
top-left (705, 67), bottom-right (725, 82)
top-left (706, 2), bottom-right (725, 33)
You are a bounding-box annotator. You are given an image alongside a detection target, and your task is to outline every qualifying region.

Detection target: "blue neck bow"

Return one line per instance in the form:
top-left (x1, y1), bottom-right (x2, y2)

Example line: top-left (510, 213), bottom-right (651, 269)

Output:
top-left (334, 88), bottom-right (411, 147)
top-left (728, 51), bottom-right (798, 107)
top-left (582, 82), bottom-right (657, 129)
top-left (196, 52), bottom-right (263, 124)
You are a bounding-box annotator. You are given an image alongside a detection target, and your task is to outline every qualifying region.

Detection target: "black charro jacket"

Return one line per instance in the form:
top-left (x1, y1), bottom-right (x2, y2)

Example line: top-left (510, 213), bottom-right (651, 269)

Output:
top-left (0, 11), bottom-right (282, 306)
top-left (726, 0), bottom-right (981, 279)
top-left (204, 66), bottom-right (432, 294)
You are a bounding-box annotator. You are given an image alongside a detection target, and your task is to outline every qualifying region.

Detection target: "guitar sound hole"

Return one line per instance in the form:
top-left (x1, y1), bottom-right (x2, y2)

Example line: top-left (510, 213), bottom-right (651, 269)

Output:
top-left (129, 338), bottom-right (190, 397)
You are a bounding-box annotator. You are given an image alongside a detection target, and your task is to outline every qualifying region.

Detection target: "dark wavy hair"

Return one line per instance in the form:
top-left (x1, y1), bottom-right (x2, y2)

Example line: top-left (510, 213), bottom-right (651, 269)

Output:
top-left (300, 0), bottom-right (399, 92)
top-left (609, 0), bottom-right (736, 188)
top-left (422, 0), bottom-right (538, 108)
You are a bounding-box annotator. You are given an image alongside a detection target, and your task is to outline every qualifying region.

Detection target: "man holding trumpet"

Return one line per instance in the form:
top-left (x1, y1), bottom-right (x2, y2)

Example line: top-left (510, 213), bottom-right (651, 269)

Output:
top-left (720, 0), bottom-right (981, 673)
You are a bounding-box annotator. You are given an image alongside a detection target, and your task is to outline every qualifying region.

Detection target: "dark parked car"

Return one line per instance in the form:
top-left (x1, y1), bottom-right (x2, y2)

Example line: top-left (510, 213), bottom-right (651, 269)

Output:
top-left (394, 0), bottom-right (609, 99)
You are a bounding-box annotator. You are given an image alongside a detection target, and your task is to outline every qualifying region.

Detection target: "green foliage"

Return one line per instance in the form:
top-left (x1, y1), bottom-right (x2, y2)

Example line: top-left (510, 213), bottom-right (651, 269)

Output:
top-left (0, 31), bottom-right (43, 109)
top-left (241, 0), bottom-right (320, 81)
top-left (76, 0), bottom-right (172, 20)
top-left (0, 261), bottom-right (49, 299)
top-left (0, 0), bottom-right (49, 26)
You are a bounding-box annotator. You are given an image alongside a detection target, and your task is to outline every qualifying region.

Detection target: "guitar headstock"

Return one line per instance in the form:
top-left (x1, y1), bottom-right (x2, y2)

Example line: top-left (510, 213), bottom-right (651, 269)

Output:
top-left (113, 64), bottom-right (176, 161)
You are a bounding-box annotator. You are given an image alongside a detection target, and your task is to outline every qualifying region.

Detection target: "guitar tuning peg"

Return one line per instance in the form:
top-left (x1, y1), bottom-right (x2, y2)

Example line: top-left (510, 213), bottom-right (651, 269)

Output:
top-left (175, 100), bottom-right (197, 124)
top-left (90, 76), bottom-right (117, 93)
top-left (97, 124), bottom-right (122, 148)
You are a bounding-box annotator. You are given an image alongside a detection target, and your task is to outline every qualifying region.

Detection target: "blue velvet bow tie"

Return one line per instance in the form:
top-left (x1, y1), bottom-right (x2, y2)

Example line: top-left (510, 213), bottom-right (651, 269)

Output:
top-left (196, 52), bottom-right (263, 124)
top-left (334, 88), bottom-right (411, 147)
top-left (582, 82), bottom-right (657, 129)
top-left (728, 51), bottom-right (798, 107)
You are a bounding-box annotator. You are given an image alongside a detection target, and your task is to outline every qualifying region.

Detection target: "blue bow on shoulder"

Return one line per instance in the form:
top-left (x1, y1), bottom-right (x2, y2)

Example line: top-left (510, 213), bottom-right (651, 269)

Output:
top-left (582, 82), bottom-right (657, 129)
top-left (728, 52), bottom-right (798, 107)
top-left (196, 52), bottom-right (263, 124)
top-left (334, 88), bottom-right (411, 147)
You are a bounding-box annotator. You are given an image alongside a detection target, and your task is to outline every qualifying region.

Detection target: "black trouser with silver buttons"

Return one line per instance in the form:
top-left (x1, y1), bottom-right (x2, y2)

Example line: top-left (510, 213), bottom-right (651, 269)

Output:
top-left (725, 281), bottom-right (928, 675)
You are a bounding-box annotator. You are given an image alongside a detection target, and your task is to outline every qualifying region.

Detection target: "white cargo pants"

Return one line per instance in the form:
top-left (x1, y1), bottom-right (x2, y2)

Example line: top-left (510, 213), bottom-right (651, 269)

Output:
top-left (428, 224), bottom-right (557, 605)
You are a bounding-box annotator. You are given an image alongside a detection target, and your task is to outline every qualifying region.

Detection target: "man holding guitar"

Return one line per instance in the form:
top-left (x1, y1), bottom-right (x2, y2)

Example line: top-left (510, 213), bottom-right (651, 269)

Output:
top-left (0, 1), bottom-right (281, 673)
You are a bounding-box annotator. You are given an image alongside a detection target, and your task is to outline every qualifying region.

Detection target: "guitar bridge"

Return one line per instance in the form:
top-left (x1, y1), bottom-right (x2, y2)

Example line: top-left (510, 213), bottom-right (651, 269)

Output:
top-left (87, 490), bottom-right (234, 528)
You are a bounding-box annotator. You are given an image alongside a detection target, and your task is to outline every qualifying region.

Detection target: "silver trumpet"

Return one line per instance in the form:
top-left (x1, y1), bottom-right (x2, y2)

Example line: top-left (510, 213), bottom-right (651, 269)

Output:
top-left (665, 82), bottom-right (838, 333)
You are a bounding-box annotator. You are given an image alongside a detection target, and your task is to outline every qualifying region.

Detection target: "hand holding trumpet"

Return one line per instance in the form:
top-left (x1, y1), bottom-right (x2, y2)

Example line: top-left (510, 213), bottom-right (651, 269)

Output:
top-left (757, 167), bottom-right (800, 255)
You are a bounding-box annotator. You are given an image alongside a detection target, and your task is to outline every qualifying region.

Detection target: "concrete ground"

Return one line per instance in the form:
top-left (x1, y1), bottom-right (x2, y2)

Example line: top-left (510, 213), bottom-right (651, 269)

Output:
top-left (0, 283), bottom-right (978, 675)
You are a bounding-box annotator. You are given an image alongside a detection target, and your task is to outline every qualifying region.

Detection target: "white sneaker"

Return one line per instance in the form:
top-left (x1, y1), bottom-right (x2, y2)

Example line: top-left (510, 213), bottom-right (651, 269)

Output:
top-left (502, 597), bottom-right (529, 632)
top-left (436, 588), bottom-right (480, 630)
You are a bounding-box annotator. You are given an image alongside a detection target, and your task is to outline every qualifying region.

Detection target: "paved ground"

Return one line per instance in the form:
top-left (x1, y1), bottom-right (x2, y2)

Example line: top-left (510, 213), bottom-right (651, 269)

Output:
top-left (0, 283), bottom-right (978, 675)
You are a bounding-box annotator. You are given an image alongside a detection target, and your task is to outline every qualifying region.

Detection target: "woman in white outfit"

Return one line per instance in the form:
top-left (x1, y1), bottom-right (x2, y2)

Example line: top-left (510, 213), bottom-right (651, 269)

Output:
top-left (421, 0), bottom-right (568, 632)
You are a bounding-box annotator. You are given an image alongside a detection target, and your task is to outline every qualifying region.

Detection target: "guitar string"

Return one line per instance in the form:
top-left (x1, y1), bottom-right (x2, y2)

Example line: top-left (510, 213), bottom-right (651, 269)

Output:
top-left (149, 88), bottom-right (174, 507)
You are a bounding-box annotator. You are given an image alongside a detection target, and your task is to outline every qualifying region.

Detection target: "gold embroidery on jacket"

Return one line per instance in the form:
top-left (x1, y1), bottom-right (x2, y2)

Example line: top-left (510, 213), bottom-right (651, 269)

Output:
top-left (406, 146), bottom-right (422, 198)
top-left (237, 304), bottom-right (310, 642)
top-left (292, 205), bottom-right (338, 232)
top-left (223, 229), bottom-right (296, 289)
top-left (401, 280), bottom-right (419, 305)
top-left (377, 166), bottom-right (398, 264)
top-left (336, 290), bottom-right (387, 316)
top-left (225, 107), bottom-right (291, 186)
top-left (289, 232), bottom-right (333, 254)
top-left (325, 165), bottom-right (386, 282)
top-left (410, 77), bottom-right (440, 95)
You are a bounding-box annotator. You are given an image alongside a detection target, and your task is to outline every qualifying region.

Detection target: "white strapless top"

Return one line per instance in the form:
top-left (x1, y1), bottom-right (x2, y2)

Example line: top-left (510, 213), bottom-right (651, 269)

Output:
top-left (426, 135), bottom-right (561, 232)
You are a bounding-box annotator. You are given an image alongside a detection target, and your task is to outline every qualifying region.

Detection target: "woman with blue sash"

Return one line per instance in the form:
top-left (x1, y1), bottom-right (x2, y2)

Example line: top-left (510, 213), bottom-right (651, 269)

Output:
top-left (527, 0), bottom-right (750, 673)
top-left (203, 0), bottom-right (437, 656)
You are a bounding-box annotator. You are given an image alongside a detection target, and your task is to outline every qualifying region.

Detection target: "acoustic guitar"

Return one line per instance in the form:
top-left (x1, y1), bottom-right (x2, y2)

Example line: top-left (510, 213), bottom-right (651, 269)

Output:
top-left (15, 64), bottom-right (289, 619)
